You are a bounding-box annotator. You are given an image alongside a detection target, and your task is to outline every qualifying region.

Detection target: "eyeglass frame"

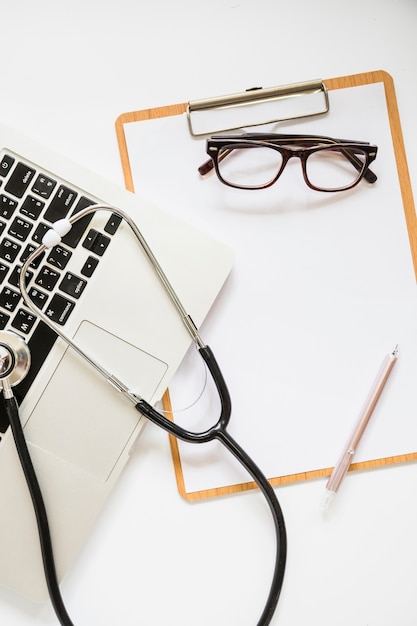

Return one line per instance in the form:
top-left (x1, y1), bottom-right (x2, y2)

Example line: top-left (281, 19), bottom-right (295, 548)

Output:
top-left (198, 133), bottom-right (378, 192)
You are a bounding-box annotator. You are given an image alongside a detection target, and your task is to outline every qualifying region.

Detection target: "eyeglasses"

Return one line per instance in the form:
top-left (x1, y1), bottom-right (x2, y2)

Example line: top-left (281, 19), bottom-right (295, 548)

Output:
top-left (198, 133), bottom-right (378, 192)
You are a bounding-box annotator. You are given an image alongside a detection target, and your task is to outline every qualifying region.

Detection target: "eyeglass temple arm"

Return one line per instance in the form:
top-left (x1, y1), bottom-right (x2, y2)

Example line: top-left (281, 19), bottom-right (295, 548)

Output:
top-left (198, 144), bottom-right (377, 184)
top-left (198, 148), bottom-right (232, 176)
top-left (339, 147), bottom-right (377, 183)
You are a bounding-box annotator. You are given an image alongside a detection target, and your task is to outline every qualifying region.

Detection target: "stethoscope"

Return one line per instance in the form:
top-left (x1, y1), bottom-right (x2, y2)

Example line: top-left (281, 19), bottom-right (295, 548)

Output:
top-left (0, 204), bottom-right (287, 626)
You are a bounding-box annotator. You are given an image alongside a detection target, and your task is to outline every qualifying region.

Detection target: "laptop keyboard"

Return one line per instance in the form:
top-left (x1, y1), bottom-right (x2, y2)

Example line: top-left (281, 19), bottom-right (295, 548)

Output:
top-left (0, 150), bottom-right (121, 433)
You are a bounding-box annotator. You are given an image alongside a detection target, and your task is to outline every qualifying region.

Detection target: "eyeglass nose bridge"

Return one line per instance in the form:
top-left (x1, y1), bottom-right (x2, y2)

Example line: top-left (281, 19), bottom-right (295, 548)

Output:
top-left (270, 145), bottom-right (312, 189)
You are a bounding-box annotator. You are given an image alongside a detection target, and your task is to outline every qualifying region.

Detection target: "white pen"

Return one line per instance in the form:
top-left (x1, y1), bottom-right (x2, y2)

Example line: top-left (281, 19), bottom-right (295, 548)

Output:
top-left (322, 345), bottom-right (399, 508)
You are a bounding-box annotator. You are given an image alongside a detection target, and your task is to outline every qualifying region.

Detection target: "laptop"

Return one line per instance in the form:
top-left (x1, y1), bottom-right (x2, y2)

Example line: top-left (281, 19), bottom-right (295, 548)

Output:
top-left (0, 122), bottom-right (234, 601)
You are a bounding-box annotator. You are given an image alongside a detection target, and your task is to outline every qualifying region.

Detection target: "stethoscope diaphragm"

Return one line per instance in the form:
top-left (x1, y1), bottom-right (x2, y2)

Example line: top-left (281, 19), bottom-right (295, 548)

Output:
top-left (0, 331), bottom-right (31, 389)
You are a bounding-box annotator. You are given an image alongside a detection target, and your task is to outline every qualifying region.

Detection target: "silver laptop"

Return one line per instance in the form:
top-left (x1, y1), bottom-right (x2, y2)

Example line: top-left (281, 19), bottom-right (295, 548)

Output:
top-left (0, 123), bottom-right (233, 600)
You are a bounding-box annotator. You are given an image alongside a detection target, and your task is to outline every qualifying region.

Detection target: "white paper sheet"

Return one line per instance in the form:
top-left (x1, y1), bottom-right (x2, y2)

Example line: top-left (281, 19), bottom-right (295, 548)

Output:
top-left (123, 82), bottom-right (417, 494)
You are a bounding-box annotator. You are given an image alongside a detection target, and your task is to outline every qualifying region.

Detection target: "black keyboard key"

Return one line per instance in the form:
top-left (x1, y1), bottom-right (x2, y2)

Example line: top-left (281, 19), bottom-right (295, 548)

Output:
top-left (8, 216), bottom-right (33, 241)
top-left (83, 229), bottom-right (110, 256)
top-left (0, 310), bottom-right (10, 330)
top-left (74, 195), bottom-right (96, 213)
top-left (4, 162), bottom-right (36, 198)
top-left (20, 243), bottom-right (45, 269)
top-left (45, 293), bottom-right (75, 325)
top-left (28, 286), bottom-right (49, 311)
top-left (0, 238), bottom-right (21, 263)
top-left (8, 265), bottom-right (34, 289)
top-left (20, 195), bottom-right (45, 220)
top-left (59, 272), bottom-right (87, 299)
top-left (81, 255), bottom-right (99, 278)
top-left (0, 154), bottom-right (15, 178)
top-left (0, 194), bottom-right (18, 219)
top-left (44, 184), bottom-right (77, 222)
top-left (12, 308), bottom-right (37, 335)
top-left (104, 213), bottom-right (122, 235)
top-left (35, 266), bottom-right (60, 291)
top-left (0, 286), bottom-right (21, 312)
top-left (31, 173), bottom-right (57, 199)
top-left (32, 222), bottom-right (50, 244)
top-left (62, 196), bottom-right (96, 248)
top-left (47, 245), bottom-right (72, 270)
top-left (0, 262), bottom-right (9, 284)
top-left (0, 221), bottom-right (6, 237)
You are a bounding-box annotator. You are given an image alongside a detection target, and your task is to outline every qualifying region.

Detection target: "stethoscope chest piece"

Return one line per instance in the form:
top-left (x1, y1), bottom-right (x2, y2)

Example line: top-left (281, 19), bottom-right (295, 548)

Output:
top-left (0, 331), bottom-right (31, 389)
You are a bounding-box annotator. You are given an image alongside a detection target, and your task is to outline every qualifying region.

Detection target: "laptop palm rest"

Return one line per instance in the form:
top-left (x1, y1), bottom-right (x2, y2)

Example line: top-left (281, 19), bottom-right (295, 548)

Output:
top-left (23, 321), bottom-right (167, 482)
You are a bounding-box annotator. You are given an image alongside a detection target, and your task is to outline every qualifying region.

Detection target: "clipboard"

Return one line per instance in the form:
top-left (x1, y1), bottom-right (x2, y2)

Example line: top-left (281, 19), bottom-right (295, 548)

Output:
top-left (115, 70), bottom-right (417, 500)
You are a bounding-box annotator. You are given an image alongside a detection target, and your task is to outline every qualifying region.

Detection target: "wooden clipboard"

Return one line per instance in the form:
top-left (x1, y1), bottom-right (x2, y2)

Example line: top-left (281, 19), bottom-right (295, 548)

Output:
top-left (115, 70), bottom-right (417, 500)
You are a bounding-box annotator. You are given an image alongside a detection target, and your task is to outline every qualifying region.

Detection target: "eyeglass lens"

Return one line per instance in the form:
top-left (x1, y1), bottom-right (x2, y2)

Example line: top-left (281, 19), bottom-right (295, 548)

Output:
top-left (217, 145), bottom-right (367, 191)
top-left (218, 146), bottom-right (283, 189)
top-left (305, 148), bottom-right (366, 191)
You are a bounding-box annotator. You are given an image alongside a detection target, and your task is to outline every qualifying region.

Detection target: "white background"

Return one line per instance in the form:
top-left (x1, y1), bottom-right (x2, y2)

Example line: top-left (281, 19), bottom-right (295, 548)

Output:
top-left (1, 1), bottom-right (417, 625)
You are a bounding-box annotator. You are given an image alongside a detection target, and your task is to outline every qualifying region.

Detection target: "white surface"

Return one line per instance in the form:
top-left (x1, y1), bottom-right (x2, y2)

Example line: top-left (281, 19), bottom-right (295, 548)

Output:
top-left (1, 1), bottom-right (417, 625)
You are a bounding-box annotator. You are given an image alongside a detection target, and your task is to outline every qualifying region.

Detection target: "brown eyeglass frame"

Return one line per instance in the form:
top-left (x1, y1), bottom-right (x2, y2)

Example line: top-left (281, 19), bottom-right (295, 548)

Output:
top-left (198, 133), bottom-right (378, 192)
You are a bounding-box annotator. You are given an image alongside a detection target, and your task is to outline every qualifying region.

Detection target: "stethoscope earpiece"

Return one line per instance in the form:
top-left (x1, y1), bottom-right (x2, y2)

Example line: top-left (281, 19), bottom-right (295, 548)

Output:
top-left (0, 331), bottom-right (31, 391)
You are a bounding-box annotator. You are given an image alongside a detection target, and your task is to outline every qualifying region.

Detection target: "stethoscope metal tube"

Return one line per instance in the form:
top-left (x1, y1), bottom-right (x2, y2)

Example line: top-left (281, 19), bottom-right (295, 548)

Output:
top-left (20, 205), bottom-right (205, 406)
top-left (12, 204), bottom-right (287, 626)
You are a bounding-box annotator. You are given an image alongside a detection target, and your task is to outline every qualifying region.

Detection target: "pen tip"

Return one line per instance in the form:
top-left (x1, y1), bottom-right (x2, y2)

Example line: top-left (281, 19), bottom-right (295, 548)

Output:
top-left (392, 344), bottom-right (399, 357)
top-left (321, 490), bottom-right (335, 509)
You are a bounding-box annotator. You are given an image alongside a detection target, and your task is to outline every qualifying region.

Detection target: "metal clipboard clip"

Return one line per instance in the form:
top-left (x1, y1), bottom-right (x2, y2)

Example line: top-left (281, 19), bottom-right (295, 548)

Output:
top-left (186, 79), bottom-right (329, 136)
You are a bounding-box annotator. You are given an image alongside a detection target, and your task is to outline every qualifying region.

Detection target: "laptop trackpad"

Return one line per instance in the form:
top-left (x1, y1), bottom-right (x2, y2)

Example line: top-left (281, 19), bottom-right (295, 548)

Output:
top-left (24, 321), bottom-right (168, 481)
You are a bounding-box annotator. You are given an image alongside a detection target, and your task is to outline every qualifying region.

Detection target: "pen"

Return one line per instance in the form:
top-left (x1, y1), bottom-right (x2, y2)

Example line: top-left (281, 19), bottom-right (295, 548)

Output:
top-left (322, 345), bottom-right (398, 508)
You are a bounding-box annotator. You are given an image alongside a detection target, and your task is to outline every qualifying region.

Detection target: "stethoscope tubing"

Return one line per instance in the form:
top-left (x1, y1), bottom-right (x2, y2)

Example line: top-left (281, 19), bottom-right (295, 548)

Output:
top-left (14, 204), bottom-right (287, 625)
top-left (3, 387), bottom-right (74, 626)
top-left (136, 344), bottom-right (287, 625)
